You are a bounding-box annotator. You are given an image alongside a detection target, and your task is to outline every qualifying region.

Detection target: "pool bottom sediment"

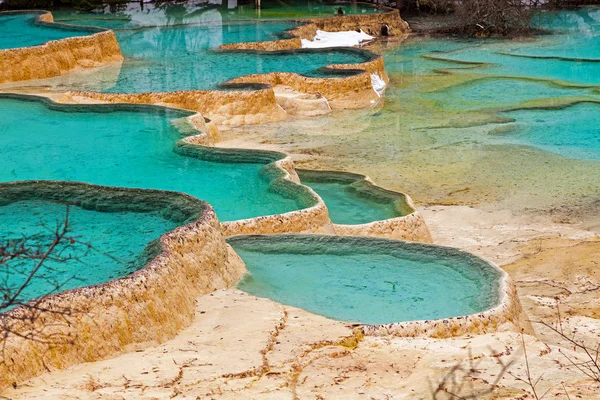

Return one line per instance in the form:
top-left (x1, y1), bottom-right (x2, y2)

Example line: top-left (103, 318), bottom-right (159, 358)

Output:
top-left (298, 169), bottom-right (412, 225)
top-left (229, 234), bottom-right (530, 337)
top-left (0, 181), bottom-right (247, 390)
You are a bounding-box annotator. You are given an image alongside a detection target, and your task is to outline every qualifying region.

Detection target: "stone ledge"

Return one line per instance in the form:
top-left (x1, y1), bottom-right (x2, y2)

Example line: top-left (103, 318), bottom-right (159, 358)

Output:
top-left (0, 181), bottom-right (246, 391)
top-left (0, 10), bottom-right (123, 84)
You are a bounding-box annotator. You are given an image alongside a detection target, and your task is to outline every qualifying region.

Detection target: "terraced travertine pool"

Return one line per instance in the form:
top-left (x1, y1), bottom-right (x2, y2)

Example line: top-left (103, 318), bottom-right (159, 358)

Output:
top-left (230, 234), bottom-right (503, 324)
top-left (0, 11), bottom-right (94, 50)
top-left (297, 169), bottom-right (413, 225)
top-left (0, 95), bottom-right (302, 221)
top-left (38, 4), bottom-right (376, 93)
top-left (2, 4), bottom-right (596, 326)
top-left (237, 6), bottom-right (600, 218)
top-left (0, 200), bottom-right (179, 307)
top-left (299, 179), bottom-right (399, 224)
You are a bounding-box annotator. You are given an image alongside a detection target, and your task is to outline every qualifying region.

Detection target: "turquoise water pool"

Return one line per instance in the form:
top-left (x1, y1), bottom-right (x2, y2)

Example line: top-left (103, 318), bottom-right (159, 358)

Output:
top-left (0, 11), bottom-right (94, 50)
top-left (297, 170), bottom-right (408, 225)
top-left (69, 25), bottom-right (369, 93)
top-left (48, 4), bottom-right (373, 93)
top-left (497, 102), bottom-right (600, 160)
top-left (302, 180), bottom-right (398, 224)
top-left (0, 199), bottom-right (178, 307)
top-left (0, 96), bottom-right (302, 221)
top-left (231, 235), bottom-right (502, 324)
top-left (425, 77), bottom-right (597, 111)
top-left (52, 1), bottom-right (381, 29)
top-left (106, 34), bottom-right (370, 92)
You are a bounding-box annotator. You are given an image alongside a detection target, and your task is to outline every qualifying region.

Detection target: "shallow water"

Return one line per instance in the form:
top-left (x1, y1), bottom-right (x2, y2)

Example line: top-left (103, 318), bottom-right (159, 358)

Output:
top-left (231, 235), bottom-right (502, 324)
top-left (498, 102), bottom-right (600, 160)
top-left (53, 0), bottom-right (381, 29)
top-left (299, 180), bottom-right (399, 225)
top-left (105, 30), bottom-right (369, 92)
top-left (425, 77), bottom-right (596, 111)
top-left (0, 97), bottom-right (300, 221)
top-left (0, 12), bottom-right (90, 50)
top-left (0, 200), bottom-right (178, 306)
top-left (49, 3), bottom-right (372, 93)
top-left (233, 7), bottom-right (600, 218)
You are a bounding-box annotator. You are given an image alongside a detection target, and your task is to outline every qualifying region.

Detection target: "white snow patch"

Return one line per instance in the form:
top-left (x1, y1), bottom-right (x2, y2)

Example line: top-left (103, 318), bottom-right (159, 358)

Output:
top-left (301, 30), bottom-right (374, 49)
top-left (371, 73), bottom-right (386, 97)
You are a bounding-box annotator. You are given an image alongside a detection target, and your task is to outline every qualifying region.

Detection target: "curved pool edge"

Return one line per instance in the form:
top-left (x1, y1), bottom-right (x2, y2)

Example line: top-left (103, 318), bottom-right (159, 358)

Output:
top-left (1, 8), bottom-right (406, 125)
top-left (297, 168), bottom-right (433, 242)
top-left (223, 50), bottom-right (387, 110)
top-left (218, 8), bottom-right (410, 52)
top-left (0, 92), bottom-right (432, 241)
top-left (361, 261), bottom-right (532, 338)
top-left (181, 111), bottom-right (431, 241)
top-left (0, 10), bottom-right (123, 85)
top-left (64, 85), bottom-right (289, 127)
top-left (64, 49), bottom-right (387, 124)
top-left (0, 180), bottom-right (247, 391)
top-left (227, 233), bottom-right (533, 339)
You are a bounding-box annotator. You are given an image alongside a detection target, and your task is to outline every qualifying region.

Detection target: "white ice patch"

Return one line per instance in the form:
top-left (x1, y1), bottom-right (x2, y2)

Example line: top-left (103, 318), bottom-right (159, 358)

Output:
top-left (301, 30), bottom-right (375, 49)
top-left (371, 73), bottom-right (386, 97)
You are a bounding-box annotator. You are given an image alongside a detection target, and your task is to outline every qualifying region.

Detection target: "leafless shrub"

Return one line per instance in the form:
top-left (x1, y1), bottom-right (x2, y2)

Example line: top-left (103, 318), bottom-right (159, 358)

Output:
top-left (446, 0), bottom-right (535, 36)
top-left (0, 205), bottom-right (117, 363)
top-left (429, 347), bottom-right (516, 399)
top-left (400, 0), bottom-right (548, 36)
top-left (506, 331), bottom-right (552, 400)
top-left (537, 300), bottom-right (600, 384)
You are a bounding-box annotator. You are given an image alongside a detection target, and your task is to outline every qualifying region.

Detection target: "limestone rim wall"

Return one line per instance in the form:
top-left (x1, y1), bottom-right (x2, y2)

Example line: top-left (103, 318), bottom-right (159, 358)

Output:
top-left (227, 233), bottom-right (531, 339)
top-left (220, 156), bottom-right (336, 237)
top-left (0, 10), bottom-right (123, 84)
top-left (297, 168), bottom-right (432, 243)
top-left (3, 8), bottom-right (403, 124)
top-left (65, 86), bottom-right (289, 127)
top-left (361, 260), bottom-right (533, 338)
top-left (223, 50), bottom-right (386, 109)
top-left (173, 130), bottom-right (335, 236)
top-left (219, 8), bottom-right (410, 52)
top-left (0, 181), bottom-right (247, 390)
top-left (177, 120), bottom-right (431, 240)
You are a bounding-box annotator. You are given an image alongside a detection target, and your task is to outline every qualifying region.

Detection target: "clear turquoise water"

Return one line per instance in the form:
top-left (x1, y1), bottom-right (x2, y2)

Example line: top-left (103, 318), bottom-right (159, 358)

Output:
top-left (50, 5), bottom-right (371, 93)
top-left (0, 12), bottom-right (90, 50)
top-left (426, 77), bottom-right (597, 111)
top-left (106, 28), bottom-right (370, 92)
top-left (53, 1), bottom-right (381, 29)
top-left (231, 235), bottom-right (502, 324)
top-left (531, 7), bottom-right (600, 32)
top-left (378, 7), bottom-right (600, 161)
top-left (497, 102), bottom-right (600, 160)
top-left (383, 37), bottom-right (484, 76)
top-left (300, 180), bottom-right (399, 224)
top-left (424, 8), bottom-right (600, 86)
top-left (0, 200), bottom-right (178, 307)
top-left (0, 97), bottom-right (301, 221)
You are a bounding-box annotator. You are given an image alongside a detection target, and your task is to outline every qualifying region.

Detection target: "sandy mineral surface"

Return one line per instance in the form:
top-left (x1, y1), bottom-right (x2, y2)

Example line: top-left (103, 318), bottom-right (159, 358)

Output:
top-left (5, 148), bottom-right (600, 400)
top-left (3, 12), bottom-right (600, 400)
